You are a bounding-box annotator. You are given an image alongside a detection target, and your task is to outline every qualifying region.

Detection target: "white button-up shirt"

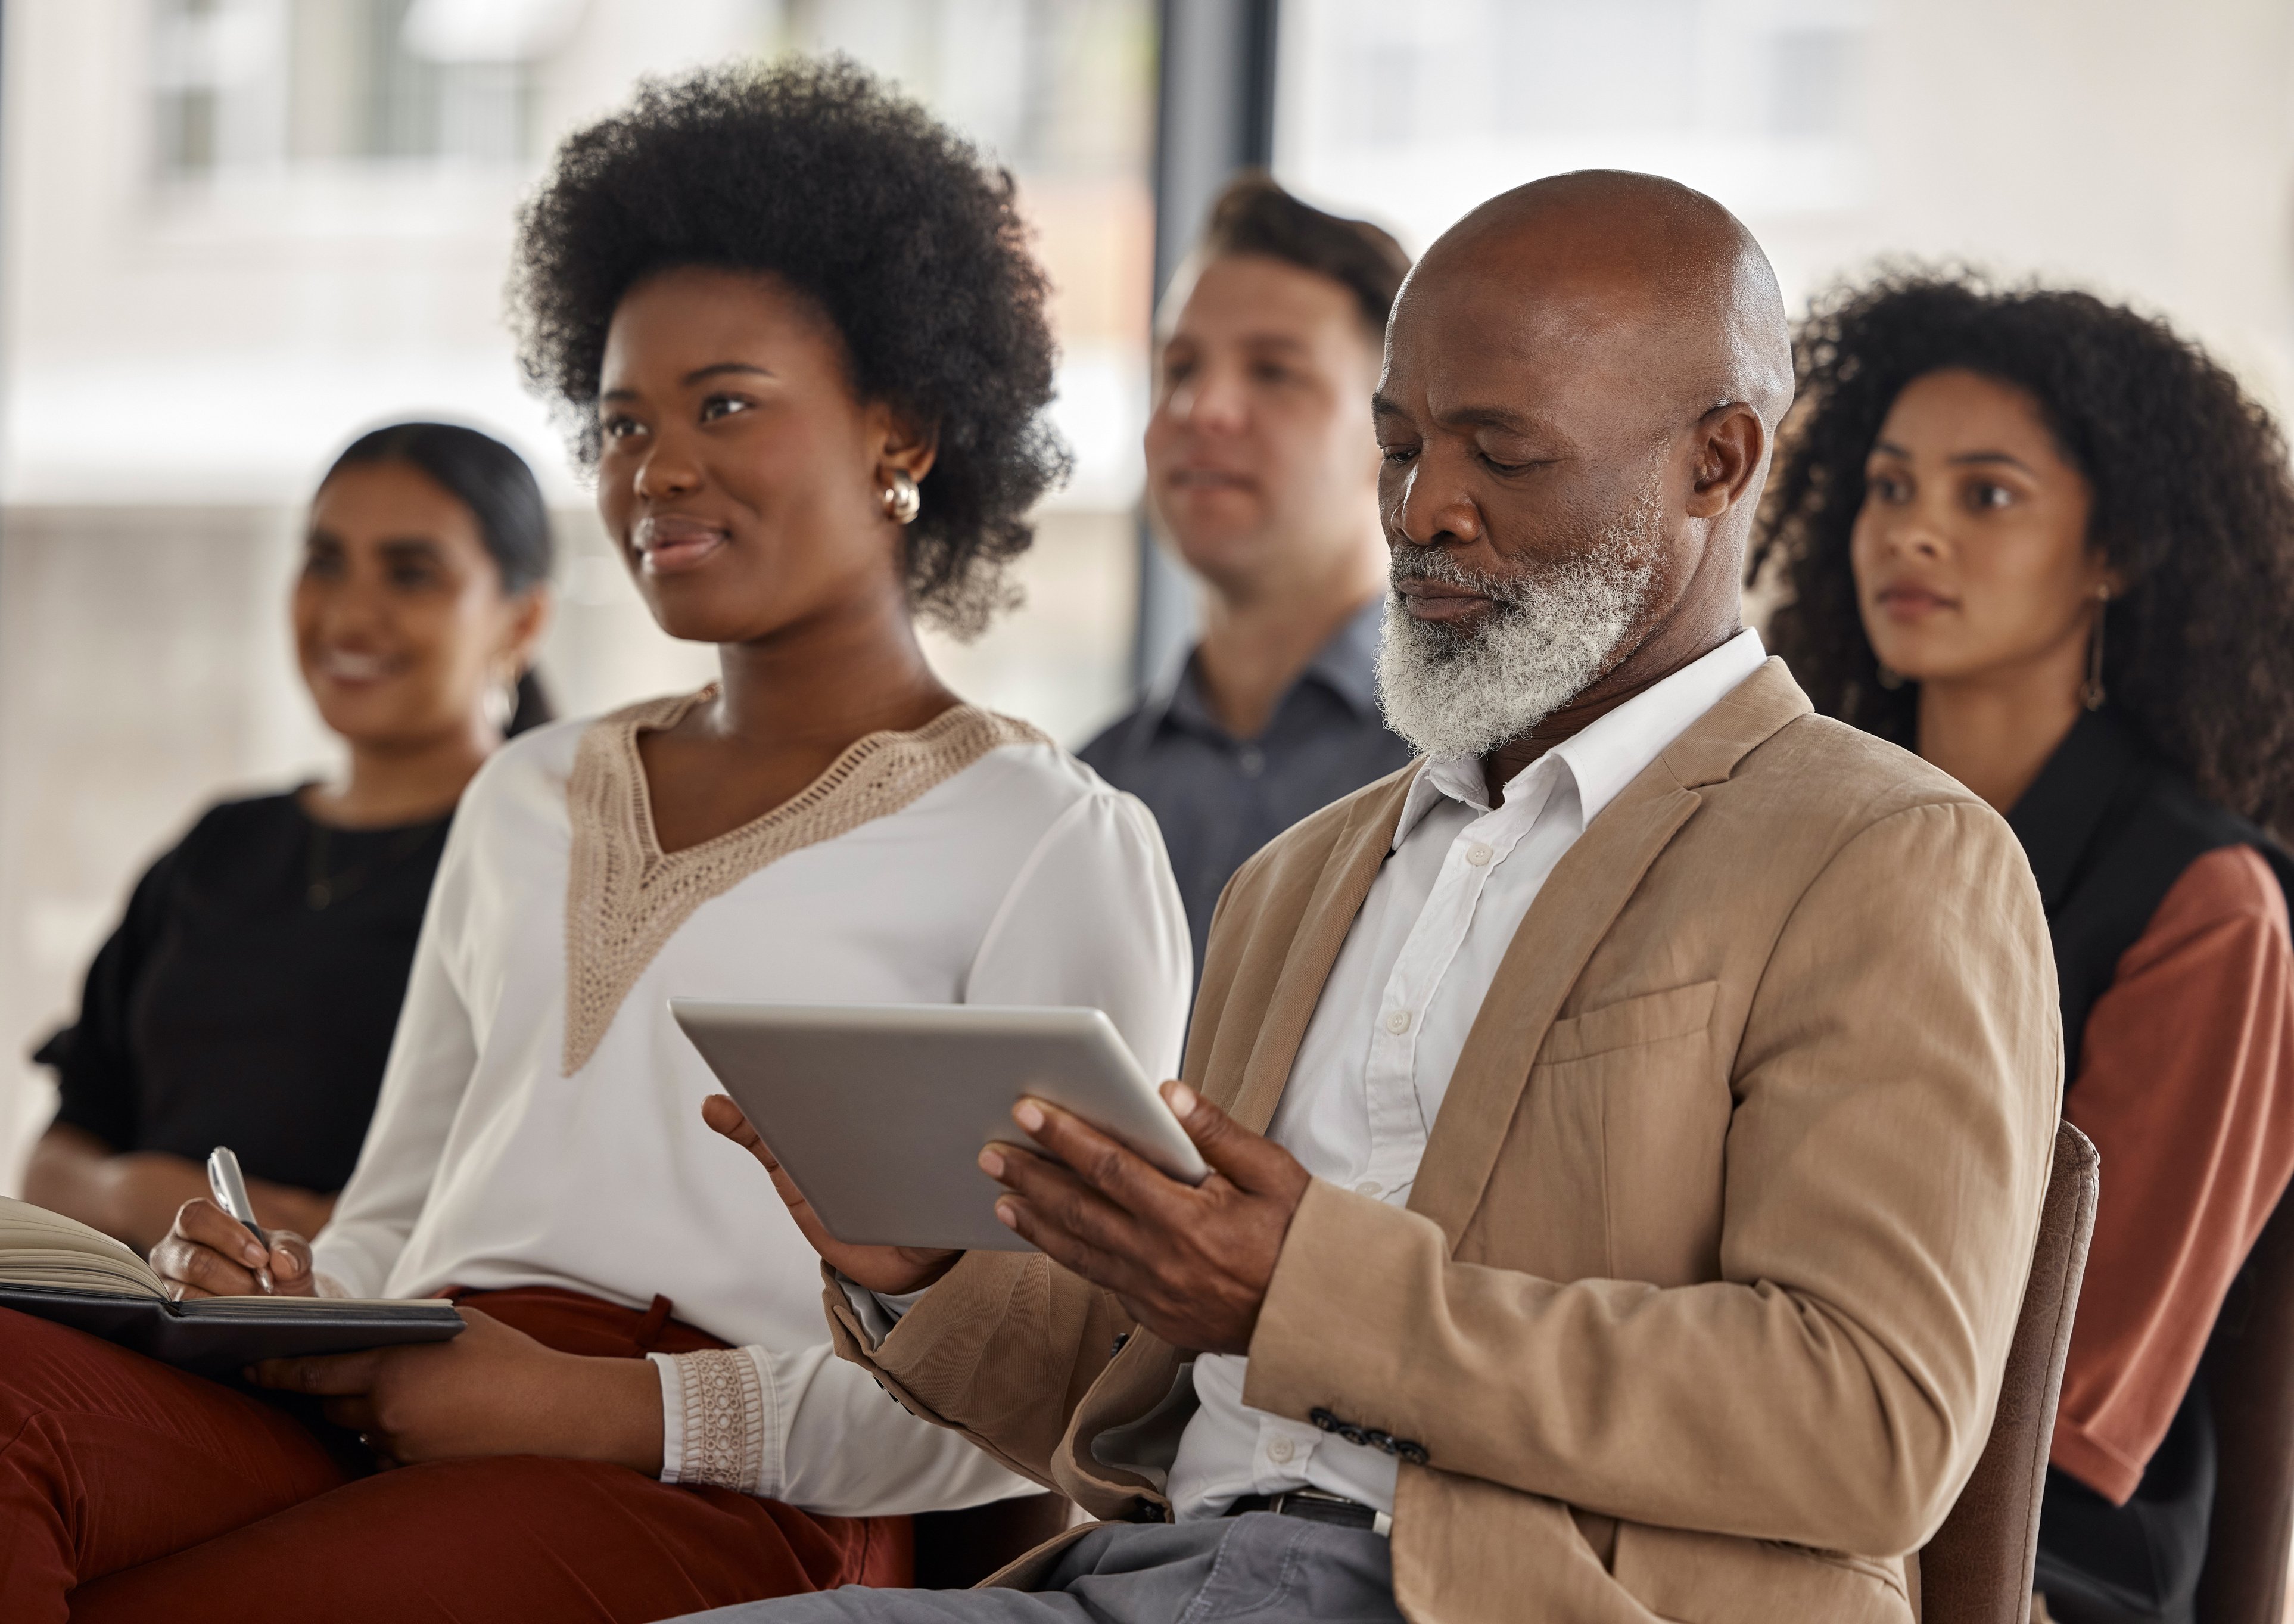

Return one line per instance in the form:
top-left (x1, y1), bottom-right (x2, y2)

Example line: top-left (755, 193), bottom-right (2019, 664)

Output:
top-left (1163, 628), bottom-right (1770, 1520)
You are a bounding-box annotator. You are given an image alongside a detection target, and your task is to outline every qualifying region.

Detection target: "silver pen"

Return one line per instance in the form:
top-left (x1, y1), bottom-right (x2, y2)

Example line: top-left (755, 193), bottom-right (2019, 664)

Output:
top-left (206, 1145), bottom-right (275, 1295)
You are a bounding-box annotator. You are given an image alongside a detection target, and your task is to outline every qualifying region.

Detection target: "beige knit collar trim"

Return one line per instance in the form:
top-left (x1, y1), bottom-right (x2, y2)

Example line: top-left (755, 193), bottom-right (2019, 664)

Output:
top-left (561, 688), bottom-right (1047, 1075)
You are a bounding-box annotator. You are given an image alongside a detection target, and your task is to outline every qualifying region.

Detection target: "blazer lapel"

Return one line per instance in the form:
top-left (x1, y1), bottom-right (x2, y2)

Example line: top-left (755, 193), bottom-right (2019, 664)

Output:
top-left (1228, 771), bottom-right (1417, 1133)
top-left (1409, 658), bottom-right (1813, 1247)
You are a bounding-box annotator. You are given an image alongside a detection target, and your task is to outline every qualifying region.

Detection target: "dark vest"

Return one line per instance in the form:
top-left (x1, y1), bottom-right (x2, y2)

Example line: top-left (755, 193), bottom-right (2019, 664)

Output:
top-left (2010, 708), bottom-right (2294, 1078)
top-left (2010, 708), bottom-right (2294, 1624)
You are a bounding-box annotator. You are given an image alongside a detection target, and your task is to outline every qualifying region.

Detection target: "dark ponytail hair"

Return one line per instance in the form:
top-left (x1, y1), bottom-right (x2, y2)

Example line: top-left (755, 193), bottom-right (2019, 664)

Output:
top-left (320, 422), bottom-right (558, 735)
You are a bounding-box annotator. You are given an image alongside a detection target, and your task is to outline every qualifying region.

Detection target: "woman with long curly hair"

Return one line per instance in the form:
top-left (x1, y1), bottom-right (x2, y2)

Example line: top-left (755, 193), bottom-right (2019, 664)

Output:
top-left (0, 60), bottom-right (1188, 1623)
top-left (1757, 272), bottom-right (2294, 1624)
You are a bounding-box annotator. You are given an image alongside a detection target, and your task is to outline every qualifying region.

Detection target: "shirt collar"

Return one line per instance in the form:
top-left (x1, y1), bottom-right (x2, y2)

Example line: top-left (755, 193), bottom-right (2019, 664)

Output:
top-left (1144, 595), bottom-right (1390, 739)
top-left (1298, 596), bottom-right (1388, 719)
top-left (1392, 627), bottom-right (1769, 850)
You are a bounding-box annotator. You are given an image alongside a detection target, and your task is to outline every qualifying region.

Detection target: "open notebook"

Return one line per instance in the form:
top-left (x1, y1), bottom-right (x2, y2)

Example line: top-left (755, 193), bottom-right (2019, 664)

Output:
top-left (0, 1196), bottom-right (463, 1376)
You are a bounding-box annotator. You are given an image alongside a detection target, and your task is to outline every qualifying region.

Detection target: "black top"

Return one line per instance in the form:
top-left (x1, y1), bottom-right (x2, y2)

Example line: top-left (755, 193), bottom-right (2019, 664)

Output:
top-left (1079, 599), bottom-right (1416, 982)
top-left (32, 791), bottom-right (452, 1193)
top-left (2007, 707), bottom-right (2294, 1079)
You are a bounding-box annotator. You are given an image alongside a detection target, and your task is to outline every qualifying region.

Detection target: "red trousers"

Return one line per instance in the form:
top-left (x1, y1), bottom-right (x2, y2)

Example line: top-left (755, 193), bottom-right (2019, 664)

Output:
top-left (0, 1287), bottom-right (910, 1624)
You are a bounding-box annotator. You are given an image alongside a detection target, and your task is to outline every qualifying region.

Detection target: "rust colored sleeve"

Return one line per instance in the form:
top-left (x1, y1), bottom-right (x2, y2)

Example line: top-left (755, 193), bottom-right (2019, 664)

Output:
top-left (2049, 844), bottom-right (2294, 1504)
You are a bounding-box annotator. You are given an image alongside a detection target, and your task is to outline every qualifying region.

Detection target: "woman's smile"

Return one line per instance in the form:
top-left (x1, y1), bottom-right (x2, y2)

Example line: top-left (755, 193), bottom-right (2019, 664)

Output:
top-left (310, 643), bottom-right (406, 689)
top-left (633, 513), bottom-right (731, 575)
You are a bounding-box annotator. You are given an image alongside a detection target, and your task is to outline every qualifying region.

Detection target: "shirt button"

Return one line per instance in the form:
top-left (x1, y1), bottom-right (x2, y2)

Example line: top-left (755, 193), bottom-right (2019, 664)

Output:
top-left (1354, 1180), bottom-right (1382, 1197)
top-left (1237, 746), bottom-right (1266, 777)
top-left (1385, 1010), bottom-right (1412, 1035)
top-left (1465, 842), bottom-right (1493, 867)
top-left (1266, 1434), bottom-right (1297, 1465)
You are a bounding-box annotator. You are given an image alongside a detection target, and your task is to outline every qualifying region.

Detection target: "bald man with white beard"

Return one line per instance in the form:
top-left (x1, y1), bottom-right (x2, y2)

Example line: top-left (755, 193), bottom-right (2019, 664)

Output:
top-left (687, 172), bottom-right (2063, 1624)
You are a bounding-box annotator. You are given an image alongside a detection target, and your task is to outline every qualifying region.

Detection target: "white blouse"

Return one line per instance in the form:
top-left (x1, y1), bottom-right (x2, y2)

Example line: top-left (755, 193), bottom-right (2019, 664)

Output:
top-left (311, 695), bottom-right (1192, 1516)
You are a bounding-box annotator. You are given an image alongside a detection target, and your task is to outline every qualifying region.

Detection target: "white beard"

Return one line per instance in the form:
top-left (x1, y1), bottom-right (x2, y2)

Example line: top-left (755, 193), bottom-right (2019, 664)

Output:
top-left (1375, 483), bottom-right (1664, 760)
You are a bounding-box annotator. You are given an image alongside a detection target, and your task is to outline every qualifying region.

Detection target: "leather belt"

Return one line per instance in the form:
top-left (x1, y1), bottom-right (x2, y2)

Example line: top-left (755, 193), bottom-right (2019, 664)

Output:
top-left (1225, 1488), bottom-right (1392, 1536)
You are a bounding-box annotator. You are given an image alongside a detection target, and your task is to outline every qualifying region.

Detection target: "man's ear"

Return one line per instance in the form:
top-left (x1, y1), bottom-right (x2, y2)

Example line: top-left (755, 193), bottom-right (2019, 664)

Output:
top-left (874, 404), bottom-right (940, 487)
top-left (1683, 403), bottom-right (1766, 519)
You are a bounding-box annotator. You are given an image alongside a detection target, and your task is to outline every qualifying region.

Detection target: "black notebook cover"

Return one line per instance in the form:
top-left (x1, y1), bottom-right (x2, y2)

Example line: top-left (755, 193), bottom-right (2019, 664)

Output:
top-left (0, 1284), bottom-right (465, 1377)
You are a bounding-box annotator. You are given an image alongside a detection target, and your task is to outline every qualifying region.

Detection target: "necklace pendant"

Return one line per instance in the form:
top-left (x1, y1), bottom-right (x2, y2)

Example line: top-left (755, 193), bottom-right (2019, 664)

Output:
top-left (307, 881), bottom-right (331, 910)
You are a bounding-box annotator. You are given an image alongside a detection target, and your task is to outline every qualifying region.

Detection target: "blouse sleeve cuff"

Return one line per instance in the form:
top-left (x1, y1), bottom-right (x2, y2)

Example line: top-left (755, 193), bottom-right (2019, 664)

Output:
top-left (310, 1270), bottom-right (353, 1300)
top-left (651, 1346), bottom-right (781, 1495)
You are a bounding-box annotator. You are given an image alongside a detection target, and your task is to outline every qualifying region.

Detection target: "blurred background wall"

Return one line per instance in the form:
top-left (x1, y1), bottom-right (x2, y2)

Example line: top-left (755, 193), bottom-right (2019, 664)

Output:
top-left (0, 0), bottom-right (2289, 1186)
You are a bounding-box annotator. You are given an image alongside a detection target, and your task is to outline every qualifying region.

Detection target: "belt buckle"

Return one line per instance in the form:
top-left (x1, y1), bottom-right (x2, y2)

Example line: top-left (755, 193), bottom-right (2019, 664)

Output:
top-left (1266, 1488), bottom-right (1393, 1538)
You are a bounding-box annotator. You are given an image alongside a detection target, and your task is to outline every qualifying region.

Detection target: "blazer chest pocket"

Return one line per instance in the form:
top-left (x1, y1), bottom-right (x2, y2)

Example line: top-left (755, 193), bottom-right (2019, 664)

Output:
top-left (1530, 981), bottom-right (1726, 1284)
top-left (1536, 980), bottom-right (1718, 1065)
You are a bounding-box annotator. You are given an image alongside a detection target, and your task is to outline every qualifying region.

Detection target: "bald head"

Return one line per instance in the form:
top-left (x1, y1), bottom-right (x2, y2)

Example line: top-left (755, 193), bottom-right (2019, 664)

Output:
top-left (1411, 169), bottom-right (1792, 432)
top-left (1370, 171), bottom-right (1792, 771)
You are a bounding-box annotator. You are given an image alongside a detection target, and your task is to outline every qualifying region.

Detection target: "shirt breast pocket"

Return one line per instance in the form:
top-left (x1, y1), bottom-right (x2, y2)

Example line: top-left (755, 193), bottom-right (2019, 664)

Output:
top-left (1531, 981), bottom-right (1727, 1283)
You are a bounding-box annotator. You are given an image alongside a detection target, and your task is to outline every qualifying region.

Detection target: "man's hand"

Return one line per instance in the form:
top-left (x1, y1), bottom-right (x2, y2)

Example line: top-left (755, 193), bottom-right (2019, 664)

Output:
top-left (702, 1094), bottom-right (963, 1296)
top-left (983, 1080), bottom-right (1311, 1354)
top-left (250, 1307), bottom-right (664, 1472)
top-left (149, 1197), bottom-right (317, 1299)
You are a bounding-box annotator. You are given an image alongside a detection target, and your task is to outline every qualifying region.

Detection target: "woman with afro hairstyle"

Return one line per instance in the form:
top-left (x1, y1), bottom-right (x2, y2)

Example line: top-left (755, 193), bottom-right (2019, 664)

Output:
top-left (0, 60), bottom-right (1188, 1623)
top-left (1757, 272), bottom-right (2294, 1624)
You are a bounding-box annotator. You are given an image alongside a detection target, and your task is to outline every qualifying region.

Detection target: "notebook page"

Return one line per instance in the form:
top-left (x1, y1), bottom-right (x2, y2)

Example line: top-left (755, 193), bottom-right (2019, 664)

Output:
top-left (0, 1196), bottom-right (166, 1296)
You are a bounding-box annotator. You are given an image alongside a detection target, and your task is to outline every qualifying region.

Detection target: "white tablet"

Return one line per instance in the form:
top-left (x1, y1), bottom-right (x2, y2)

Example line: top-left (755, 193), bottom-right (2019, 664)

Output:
top-left (670, 1001), bottom-right (1208, 1253)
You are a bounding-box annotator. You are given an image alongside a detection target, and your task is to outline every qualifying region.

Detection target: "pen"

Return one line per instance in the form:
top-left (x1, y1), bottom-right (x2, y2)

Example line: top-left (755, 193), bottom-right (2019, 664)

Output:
top-left (206, 1145), bottom-right (275, 1295)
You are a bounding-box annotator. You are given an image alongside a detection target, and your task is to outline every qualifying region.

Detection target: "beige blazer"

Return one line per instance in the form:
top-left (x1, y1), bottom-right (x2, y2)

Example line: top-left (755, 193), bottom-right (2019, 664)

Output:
top-left (825, 659), bottom-right (2063, 1624)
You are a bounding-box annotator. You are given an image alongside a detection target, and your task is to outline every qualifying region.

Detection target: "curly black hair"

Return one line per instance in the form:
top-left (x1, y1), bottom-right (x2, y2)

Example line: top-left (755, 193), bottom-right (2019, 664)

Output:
top-left (510, 57), bottom-right (1071, 636)
top-left (1753, 269), bottom-right (2294, 830)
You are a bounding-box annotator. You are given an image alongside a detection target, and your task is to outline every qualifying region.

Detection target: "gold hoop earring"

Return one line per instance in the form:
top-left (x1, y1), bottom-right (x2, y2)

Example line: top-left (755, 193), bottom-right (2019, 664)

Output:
top-left (2083, 586), bottom-right (2111, 711)
top-left (880, 470), bottom-right (921, 526)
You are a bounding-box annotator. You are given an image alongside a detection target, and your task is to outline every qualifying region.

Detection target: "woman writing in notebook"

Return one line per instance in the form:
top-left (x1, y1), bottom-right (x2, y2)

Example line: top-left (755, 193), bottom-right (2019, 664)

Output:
top-left (0, 61), bottom-right (1189, 1623)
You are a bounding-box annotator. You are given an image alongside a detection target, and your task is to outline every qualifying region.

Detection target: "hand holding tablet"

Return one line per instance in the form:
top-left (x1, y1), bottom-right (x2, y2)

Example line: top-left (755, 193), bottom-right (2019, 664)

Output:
top-left (683, 1001), bottom-right (1316, 1357)
top-left (673, 1003), bottom-right (1207, 1254)
top-left (698, 1093), bottom-right (963, 1296)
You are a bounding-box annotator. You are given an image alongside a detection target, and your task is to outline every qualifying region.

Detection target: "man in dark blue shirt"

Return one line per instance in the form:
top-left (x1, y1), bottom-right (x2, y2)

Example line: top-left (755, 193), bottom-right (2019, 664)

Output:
top-left (1081, 176), bottom-right (1415, 979)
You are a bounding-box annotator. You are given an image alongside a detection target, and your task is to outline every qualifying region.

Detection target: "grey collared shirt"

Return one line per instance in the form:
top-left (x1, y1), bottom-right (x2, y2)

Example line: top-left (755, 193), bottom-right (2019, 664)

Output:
top-left (1079, 599), bottom-right (1415, 984)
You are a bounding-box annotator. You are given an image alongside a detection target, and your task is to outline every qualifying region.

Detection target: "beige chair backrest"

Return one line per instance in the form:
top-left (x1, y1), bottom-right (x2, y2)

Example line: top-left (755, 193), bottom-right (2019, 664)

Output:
top-left (1919, 1121), bottom-right (2100, 1624)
